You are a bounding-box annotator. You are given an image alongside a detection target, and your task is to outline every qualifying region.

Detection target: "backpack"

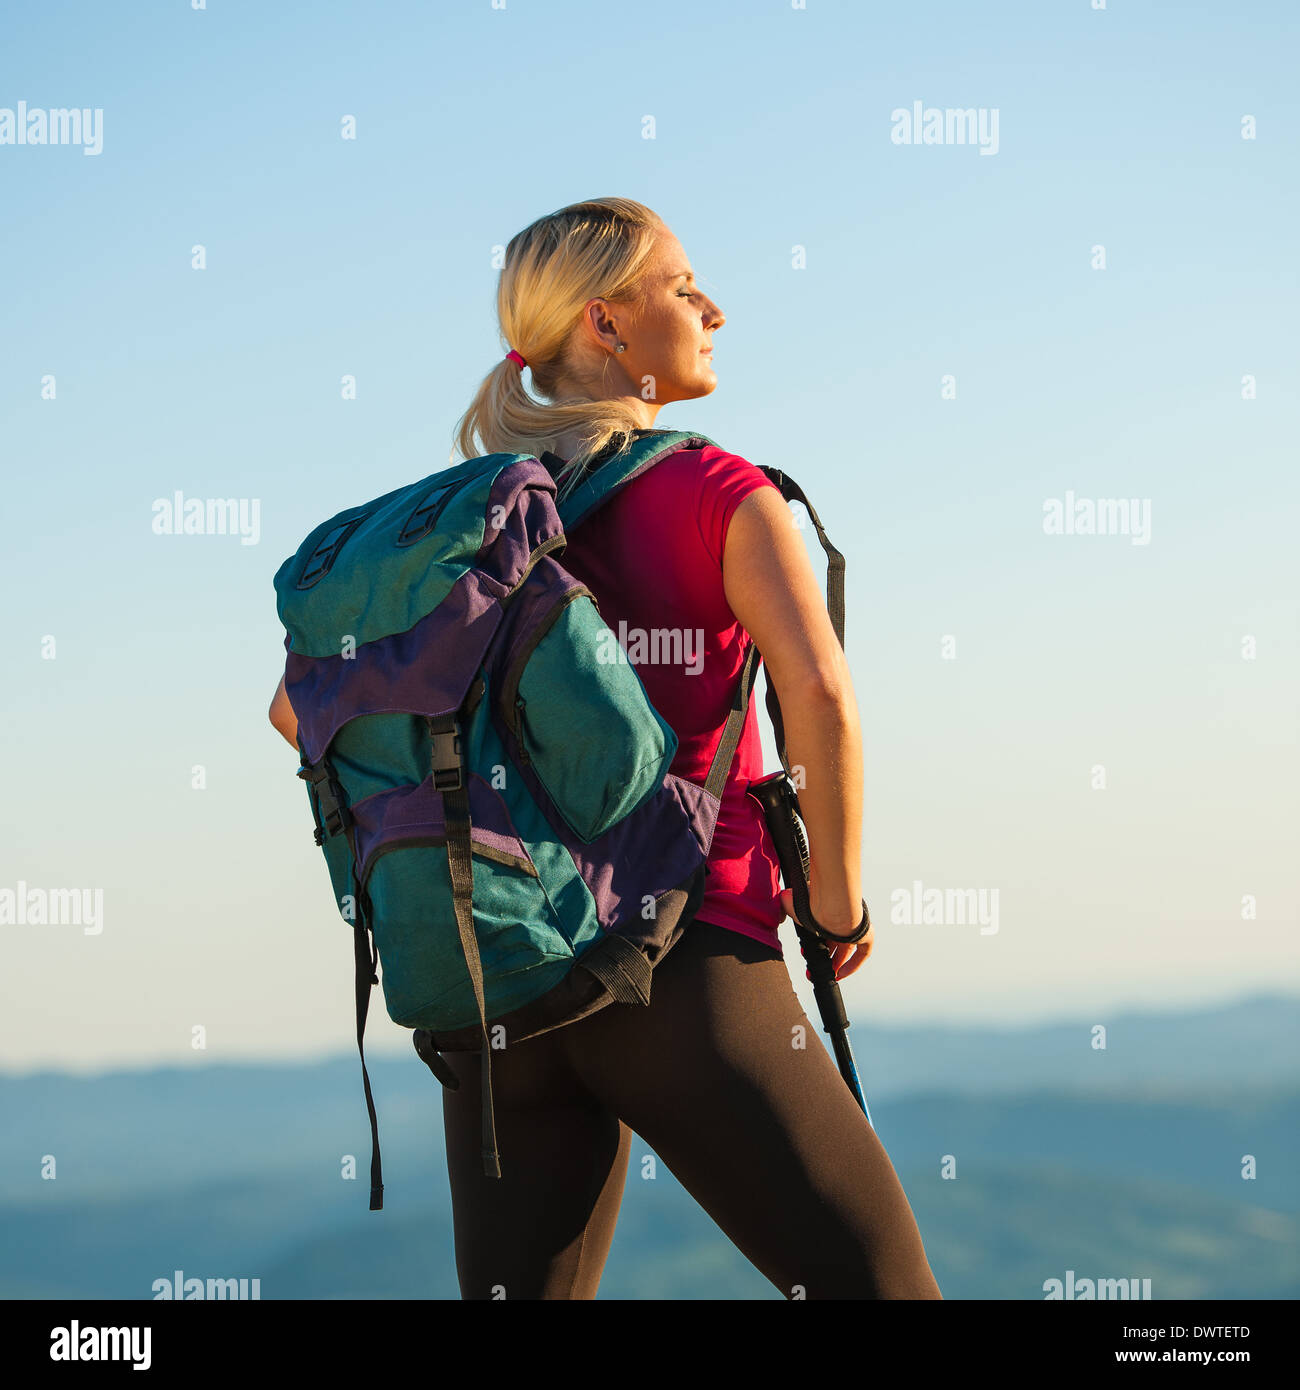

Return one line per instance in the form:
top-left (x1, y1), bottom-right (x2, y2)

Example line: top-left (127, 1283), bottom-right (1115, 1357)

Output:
top-left (272, 428), bottom-right (842, 1209)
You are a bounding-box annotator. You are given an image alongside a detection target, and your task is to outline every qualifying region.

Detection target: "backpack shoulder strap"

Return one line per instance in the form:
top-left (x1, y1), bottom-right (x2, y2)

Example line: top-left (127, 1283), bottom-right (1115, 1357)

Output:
top-left (554, 429), bottom-right (719, 531)
top-left (755, 466), bottom-right (846, 776)
top-left (757, 466), bottom-right (844, 645)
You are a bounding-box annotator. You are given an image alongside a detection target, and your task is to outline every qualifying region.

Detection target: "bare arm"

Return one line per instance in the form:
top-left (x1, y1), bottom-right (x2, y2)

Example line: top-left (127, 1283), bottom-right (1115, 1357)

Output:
top-left (723, 486), bottom-right (864, 938)
top-left (269, 675), bottom-right (299, 751)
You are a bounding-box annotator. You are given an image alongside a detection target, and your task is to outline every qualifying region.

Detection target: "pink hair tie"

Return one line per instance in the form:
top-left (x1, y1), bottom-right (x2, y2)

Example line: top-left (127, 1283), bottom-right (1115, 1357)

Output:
top-left (506, 349), bottom-right (527, 369)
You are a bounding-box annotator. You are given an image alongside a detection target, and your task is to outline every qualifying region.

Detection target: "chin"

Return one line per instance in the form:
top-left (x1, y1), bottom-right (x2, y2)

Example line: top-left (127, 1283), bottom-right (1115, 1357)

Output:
top-left (662, 369), bottom-right (718, 405)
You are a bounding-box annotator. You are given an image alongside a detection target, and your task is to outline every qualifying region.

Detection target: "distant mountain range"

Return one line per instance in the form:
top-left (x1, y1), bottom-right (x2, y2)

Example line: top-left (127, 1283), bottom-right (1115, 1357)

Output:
top-left (842, 992), bottom-right (1300, 1098)
top-left (2, 994), bottom-right (1295, 1299)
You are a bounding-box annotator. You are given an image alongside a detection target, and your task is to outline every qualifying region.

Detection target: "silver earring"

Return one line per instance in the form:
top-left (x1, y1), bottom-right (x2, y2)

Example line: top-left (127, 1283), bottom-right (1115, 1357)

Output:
top-left (615, 343), bottom-right (626, 353)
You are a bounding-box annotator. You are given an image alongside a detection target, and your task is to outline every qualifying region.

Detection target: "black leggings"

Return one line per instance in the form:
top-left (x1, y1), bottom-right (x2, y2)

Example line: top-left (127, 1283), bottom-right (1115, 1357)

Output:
top-left (440, 918), bottom-right (943, 1300)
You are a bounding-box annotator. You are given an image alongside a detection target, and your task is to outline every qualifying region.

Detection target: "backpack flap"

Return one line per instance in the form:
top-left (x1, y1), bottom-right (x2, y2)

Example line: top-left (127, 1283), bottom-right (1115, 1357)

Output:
top-left (273, 453), bottom-right (565, 767)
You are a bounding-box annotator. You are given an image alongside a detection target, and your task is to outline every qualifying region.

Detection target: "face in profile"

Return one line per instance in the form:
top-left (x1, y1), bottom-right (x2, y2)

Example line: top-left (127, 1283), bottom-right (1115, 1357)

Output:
top-left (613, 225), bottom-right (725, 407)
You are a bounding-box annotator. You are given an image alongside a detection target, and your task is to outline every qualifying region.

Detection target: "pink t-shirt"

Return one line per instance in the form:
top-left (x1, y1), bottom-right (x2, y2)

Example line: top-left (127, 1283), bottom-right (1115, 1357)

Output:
top-left (552, 443), bottom-right (785, 955)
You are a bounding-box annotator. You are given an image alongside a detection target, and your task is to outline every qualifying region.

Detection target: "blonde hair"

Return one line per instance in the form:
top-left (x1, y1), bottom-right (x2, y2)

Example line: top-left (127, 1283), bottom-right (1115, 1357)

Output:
top-left (452, 197), bottom-right (666, 499)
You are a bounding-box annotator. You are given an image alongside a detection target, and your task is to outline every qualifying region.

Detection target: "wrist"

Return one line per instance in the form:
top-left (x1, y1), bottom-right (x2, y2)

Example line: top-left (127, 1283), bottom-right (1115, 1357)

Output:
top-left (814, 898), bottom-right (870, 944)
top-left (808, 884), bottom-right (862, 935)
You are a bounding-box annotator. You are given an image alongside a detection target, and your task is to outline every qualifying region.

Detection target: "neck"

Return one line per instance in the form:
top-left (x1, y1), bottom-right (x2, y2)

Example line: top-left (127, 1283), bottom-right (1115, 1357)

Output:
top-left (550, 397), bottom-right (662, 460)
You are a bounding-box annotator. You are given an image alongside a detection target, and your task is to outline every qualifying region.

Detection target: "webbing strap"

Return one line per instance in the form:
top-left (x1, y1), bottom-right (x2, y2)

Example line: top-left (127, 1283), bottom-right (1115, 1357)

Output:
top-left (759, 469), bottom-right (845, 644)
top-left (434, 717), bottom-right (502, 1180)
top-left (326, 788), bottom-right (385, 1212)
top-left (579, 931), bottom-right (653, 1005)
top-left (756, 467), bottom-right (847, 773)
top-left (703, 641), bottom-right (763, 804)
top-left (350, 905), bottom-right (385, 1211)
top-left (298, 736), bottom-right (386, 1209)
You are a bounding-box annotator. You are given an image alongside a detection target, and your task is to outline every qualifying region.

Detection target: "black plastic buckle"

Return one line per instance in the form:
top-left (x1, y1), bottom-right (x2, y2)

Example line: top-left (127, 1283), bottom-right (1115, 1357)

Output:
top-left (298, 760), bottom-right (350, 842)
top-left (429, 723), bottom-right (462, 792)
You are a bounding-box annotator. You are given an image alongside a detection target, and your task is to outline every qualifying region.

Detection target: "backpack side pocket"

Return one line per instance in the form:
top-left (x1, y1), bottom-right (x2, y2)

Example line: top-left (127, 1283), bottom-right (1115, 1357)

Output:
top-left (501, 588), bottom-right (677, 843)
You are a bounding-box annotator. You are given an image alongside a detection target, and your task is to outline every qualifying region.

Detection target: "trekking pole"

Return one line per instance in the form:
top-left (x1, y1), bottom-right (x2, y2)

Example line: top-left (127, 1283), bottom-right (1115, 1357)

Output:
top-left (746, 771), bottom-right (873, 1128)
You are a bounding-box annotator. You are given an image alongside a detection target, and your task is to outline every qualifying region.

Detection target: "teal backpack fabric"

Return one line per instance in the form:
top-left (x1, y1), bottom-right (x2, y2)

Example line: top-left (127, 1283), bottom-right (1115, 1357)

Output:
top-left (273, 430), bottom-right (768, 1208)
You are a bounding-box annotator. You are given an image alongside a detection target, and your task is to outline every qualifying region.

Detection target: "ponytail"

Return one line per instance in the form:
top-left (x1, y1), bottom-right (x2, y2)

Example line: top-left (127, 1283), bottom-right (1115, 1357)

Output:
top-left (452, 197), bottom-right (664, 500)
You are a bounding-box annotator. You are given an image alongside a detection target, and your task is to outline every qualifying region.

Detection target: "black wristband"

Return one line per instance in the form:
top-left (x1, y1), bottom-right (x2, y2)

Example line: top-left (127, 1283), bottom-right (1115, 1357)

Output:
top-left (811, 898), bottom-right (871, 945)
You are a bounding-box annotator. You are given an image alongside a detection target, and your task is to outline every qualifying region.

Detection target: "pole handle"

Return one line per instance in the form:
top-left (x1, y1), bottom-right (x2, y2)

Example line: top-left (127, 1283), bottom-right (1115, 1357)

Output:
top-left (745, 772), bottom-right (871, 1120)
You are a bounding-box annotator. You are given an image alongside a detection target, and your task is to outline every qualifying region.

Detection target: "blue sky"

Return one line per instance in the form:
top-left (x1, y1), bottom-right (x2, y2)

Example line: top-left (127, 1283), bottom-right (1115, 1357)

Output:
top-left (1, 0), bottom-right (1296, 1071)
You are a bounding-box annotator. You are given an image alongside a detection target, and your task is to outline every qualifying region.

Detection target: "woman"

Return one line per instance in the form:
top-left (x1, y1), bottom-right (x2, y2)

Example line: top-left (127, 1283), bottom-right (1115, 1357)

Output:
top-left (269, 197), bottom-right (941, 1301)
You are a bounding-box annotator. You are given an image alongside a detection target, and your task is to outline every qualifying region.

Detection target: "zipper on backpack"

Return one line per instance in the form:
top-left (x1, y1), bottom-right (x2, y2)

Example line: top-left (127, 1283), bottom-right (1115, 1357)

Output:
top-left (513, 699), bottom-right (531, 764)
